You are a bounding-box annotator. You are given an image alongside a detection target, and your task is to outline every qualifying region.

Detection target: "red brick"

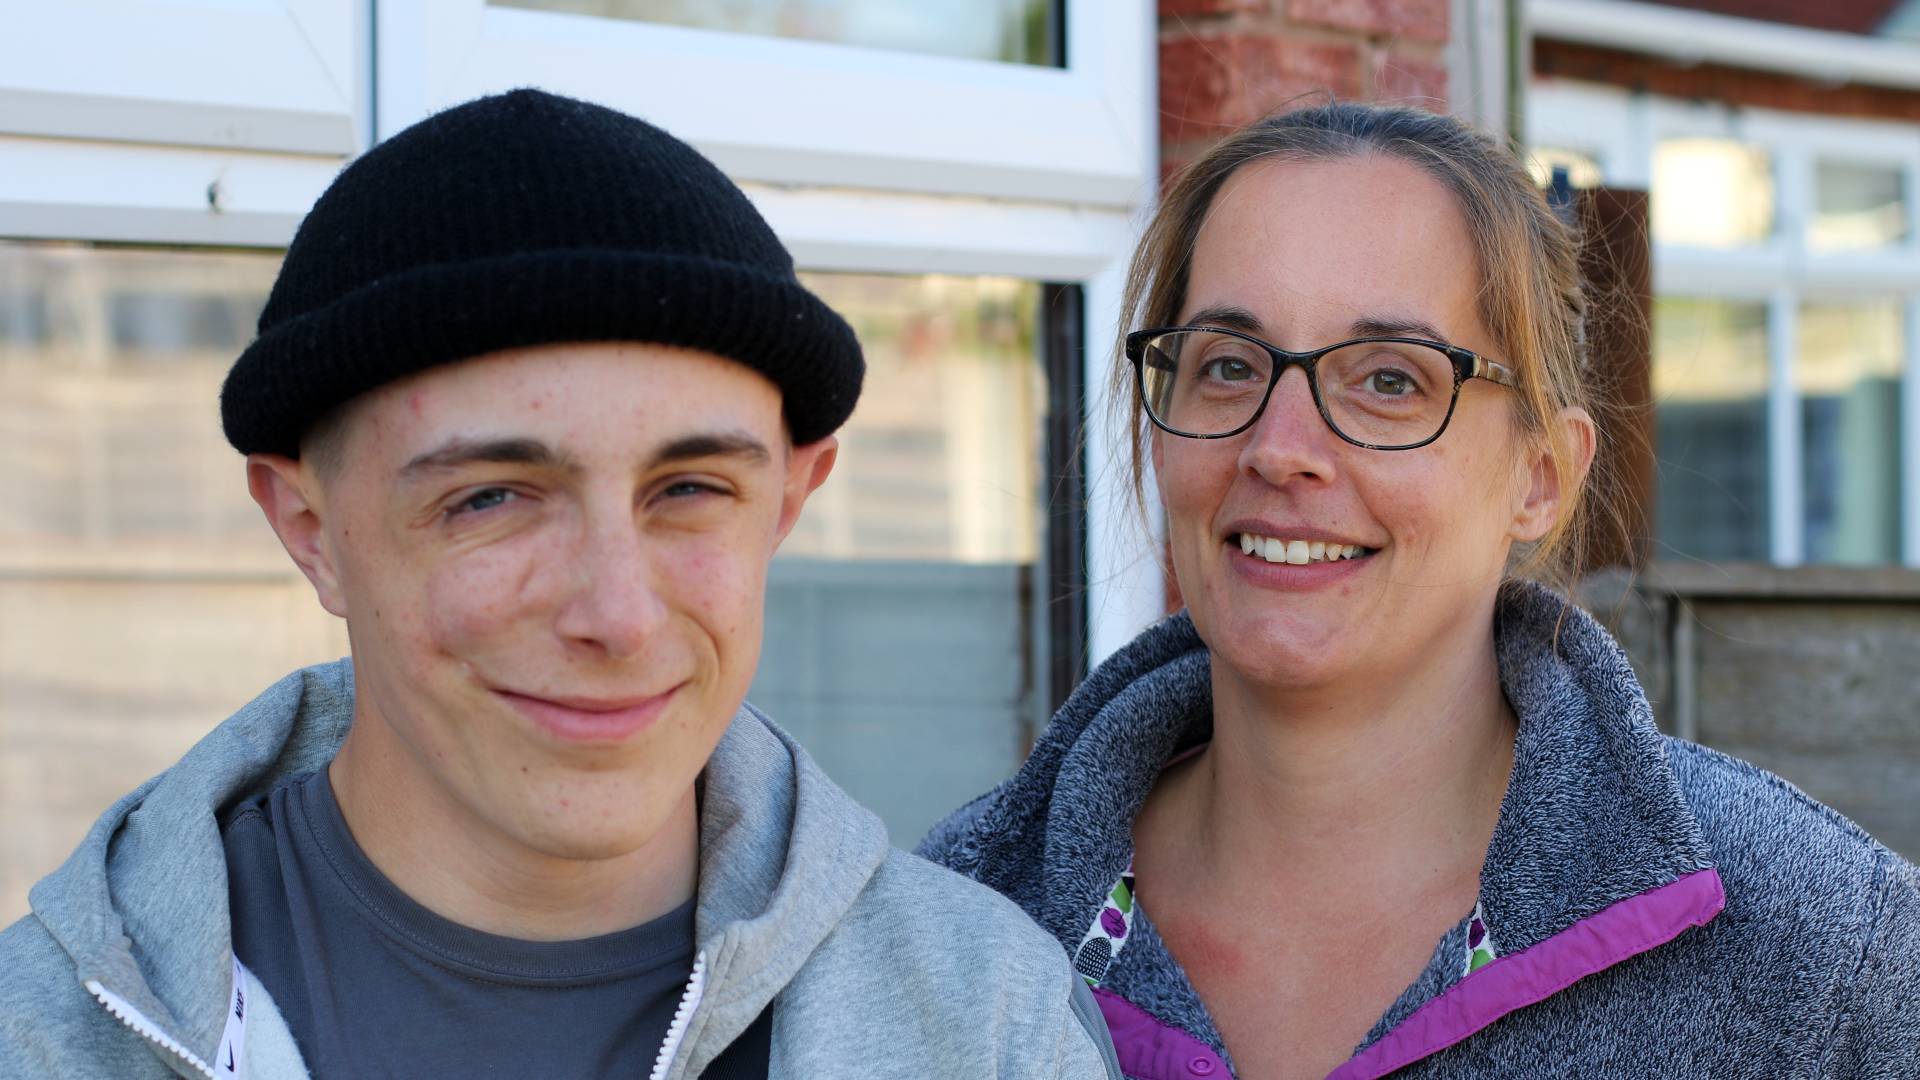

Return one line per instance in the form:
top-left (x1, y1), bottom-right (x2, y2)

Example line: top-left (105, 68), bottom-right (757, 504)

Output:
top-left (1159, 0), bottom-right (1266, 15)
top-left (1371, 50), bottom-right (1449, 107)
top-left (1160, 34), bottom-right (1364, 145)
top-left (1287, 0), bottom-right (1449, 44)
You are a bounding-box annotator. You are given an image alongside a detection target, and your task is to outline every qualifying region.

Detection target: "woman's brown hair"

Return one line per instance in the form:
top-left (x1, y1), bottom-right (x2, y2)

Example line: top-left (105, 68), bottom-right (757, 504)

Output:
top-left (1117, 102), bottom-right (1613, 595)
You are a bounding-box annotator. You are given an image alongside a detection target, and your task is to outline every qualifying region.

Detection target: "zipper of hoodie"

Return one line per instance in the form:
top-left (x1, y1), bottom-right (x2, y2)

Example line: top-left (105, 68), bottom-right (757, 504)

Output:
top-left (85, 979), bottom-right (217, 1079)
top-left (648, 949), bottom-right (708, 1080)
top-left (84, 949), bottom-right (706, 1080)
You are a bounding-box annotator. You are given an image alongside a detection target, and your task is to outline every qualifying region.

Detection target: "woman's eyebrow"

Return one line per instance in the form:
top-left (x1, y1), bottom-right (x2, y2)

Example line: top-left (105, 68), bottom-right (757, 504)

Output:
top-left (1183, 306), bottom-right (1449, 344)
top-left (1183, 305), bottom-right (1266, 334)
top-left (1351, 315), bottom-right (1447, 340)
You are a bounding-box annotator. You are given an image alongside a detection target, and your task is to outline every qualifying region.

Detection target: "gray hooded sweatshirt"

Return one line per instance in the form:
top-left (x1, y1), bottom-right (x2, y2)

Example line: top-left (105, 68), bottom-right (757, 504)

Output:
top-left (0, 659), bottom-right (1121, 1079)
top-left (921, 581), bottom-right (1920, 1079)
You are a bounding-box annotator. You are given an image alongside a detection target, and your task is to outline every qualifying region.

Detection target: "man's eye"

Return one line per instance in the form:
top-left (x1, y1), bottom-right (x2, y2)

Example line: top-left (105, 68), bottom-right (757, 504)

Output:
top-left (452, 488), bottom-right (516, 516)
top-left (663, 480), bottom-right (723, 499)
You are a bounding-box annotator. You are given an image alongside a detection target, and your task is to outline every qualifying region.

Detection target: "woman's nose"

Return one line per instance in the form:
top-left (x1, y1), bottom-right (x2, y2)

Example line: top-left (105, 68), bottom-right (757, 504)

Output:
top-left (1238, 365), bottom-right (1339, 485)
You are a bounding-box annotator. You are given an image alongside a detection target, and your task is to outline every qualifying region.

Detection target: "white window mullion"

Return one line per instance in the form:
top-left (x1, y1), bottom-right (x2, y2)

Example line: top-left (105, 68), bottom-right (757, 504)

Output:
top-left (1084, 257), bottom-right (1166, 667)
top-left (1903, 297), bottom-right (1920, 566)
top-left (1768, 290), bottom-right (1805, 565)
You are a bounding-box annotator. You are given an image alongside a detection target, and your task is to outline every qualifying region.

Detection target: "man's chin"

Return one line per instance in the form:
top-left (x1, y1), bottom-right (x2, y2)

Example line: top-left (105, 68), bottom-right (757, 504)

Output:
top-left (510, 807), bottom-right (688, 864)
top-left (489, 771), bottom-right (700, 863)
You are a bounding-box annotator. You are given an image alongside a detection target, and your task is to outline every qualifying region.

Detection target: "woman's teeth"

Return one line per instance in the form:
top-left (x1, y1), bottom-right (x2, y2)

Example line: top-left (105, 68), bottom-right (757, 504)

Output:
top-left (1236, 533), bottom-right (1368, 565)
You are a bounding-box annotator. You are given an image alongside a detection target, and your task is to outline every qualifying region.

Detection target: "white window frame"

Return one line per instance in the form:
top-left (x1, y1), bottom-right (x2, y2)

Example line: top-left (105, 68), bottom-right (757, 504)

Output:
top-left (374, 0), bottom-right (1150, 207)
top-left (0, 0), bottom-right (1165, 662)
top-left (0, 2), bottom-right (368, 246)
top-left (372, 0), bottom-right (1163, 659)
top-left (0, 1), bottom-right (366, 155)
top-left (1532, 80), bottom-right (1920, 567)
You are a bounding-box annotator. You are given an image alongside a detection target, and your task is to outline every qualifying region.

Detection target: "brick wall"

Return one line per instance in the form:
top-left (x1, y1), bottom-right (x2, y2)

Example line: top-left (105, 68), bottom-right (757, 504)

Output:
top-left (1159, 0), bottom-right (1452, 175)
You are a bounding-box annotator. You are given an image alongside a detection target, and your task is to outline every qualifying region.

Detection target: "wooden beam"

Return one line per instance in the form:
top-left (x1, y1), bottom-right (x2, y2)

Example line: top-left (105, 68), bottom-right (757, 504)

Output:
top-left (1576, 186), bottom-right (1655, 572)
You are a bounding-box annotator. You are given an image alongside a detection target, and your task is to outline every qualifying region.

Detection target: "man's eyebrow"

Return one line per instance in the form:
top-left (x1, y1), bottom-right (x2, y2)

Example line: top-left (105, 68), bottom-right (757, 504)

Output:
top-left (400, 437), bottom-right (575, 477)
top-left (647, 431), bottom-right (773, 469)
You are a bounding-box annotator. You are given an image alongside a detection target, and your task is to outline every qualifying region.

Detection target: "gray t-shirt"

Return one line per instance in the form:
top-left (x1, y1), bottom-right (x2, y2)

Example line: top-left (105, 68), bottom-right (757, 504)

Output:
top-left (222, 770), bottom-right (768, 1079)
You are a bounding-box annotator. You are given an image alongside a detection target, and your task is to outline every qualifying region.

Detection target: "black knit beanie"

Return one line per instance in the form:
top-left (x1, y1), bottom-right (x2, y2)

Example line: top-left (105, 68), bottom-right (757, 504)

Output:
top-left (221, 89), bottom-right (864, 456)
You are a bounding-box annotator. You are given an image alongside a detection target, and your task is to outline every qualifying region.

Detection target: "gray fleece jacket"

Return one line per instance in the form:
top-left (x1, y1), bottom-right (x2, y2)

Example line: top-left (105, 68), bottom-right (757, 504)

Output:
top-left (921, 581), bottom-right (1920, 1079)
top-left (0, 659), bottom-right (1120, 1079)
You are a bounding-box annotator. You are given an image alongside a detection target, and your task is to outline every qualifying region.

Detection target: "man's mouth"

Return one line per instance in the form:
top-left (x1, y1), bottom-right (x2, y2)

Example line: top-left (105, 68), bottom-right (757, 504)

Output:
top-left (1232, 532), bottom-right (1378, 566)
top-left (492, 684), bottom-right (685, 743)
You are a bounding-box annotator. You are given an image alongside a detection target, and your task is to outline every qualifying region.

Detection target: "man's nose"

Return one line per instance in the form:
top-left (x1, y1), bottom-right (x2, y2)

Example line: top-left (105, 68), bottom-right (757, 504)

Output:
top-left (553, 512), bottom-right (669, 660)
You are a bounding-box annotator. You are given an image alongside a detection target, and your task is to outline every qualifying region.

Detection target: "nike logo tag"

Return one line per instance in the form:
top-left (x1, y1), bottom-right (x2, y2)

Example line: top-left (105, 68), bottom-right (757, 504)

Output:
top-left (219, 955), bottom-right (251, 1078)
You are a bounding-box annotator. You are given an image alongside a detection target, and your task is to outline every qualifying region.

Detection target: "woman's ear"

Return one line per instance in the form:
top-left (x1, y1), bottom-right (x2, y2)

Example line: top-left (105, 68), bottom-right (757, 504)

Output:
top-left (248, 454), bottom-right (349, 617)
top-left (1511, 406), bottom-right (1596, 543)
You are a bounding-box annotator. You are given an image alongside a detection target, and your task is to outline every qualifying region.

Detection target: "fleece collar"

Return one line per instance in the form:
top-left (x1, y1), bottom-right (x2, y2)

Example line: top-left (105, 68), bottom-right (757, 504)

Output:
top-left (938, 580), bottom-right (1724, 1079)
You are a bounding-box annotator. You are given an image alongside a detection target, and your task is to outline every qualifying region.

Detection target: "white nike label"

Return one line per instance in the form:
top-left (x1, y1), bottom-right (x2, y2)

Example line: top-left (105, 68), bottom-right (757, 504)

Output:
top-left (215, 955), bottom-right (249, 1080)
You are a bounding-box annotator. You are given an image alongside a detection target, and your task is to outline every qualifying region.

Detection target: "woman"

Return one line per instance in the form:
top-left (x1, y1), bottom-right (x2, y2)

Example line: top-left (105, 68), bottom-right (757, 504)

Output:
top-left (921, 104), bottom-right (1919, 1079)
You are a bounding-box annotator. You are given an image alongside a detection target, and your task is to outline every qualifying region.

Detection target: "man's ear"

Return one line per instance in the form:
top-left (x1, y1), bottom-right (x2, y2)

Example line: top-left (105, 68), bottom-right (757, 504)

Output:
top-left (248, 454), bottom-right (349, 617)
top-left (774, 434), bottom-right (839, 547)
top-left (1511, 406), bottom-right (1597, 543)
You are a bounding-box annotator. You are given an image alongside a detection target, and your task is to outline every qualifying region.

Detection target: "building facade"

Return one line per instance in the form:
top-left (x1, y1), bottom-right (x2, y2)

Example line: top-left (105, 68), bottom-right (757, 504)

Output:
top-left (1528, 0), bottom-right (1920, 855)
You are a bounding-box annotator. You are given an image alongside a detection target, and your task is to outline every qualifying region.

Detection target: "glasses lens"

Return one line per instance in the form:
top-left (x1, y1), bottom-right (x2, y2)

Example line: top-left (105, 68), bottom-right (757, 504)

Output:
top-left (1318, 340), bottom-right (1456, 447)
top-left (1138, 330), bottom-right (1274, 436)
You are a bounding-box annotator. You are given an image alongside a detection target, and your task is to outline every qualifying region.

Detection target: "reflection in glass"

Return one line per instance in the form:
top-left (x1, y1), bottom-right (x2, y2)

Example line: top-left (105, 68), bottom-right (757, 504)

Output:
top-left (1653, 298), bottom-right (1771, 561)
top-left (492, 0), bottom-right (1063, 67)
top-left (0, 240), bottom-right (360, 927)
top-left (1526, 146), bottom-right (1603, 190)
top-left (0, 242), bottom-right (286, 570)
top-left (1653, 139), bottom-right (1775, 248)
top-left (783, 273), bottom-right (1042, 564)
top-left (0, 248), bottom-right (1062, 912)
top-left (1811, 161), bottom-right (1908, 251)
top-left (751, 272), bottom-right (1050, 846)
top-left (1799, 301), bottom-right (1902, 564)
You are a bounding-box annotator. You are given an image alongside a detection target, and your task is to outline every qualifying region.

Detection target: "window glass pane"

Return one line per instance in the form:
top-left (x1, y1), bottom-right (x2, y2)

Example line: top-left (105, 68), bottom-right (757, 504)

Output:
top-left (1653, 138), bottom-right (1775, 248)
top-left (1526, 146), bottom-right (1603, 190)
top-left (1653, 298), bottom-right (1771, 561)
top-left (0, 241), bottom-right (351, 926)
top-left (1799, 301), bottom-right (1903, 564)
top-left (492, 0), bottom-right (1064, 67)
top-left (0, 242), bottom-right (290, 571)
top-left (751, 272), bottom-right (1049, 846)
top-left (783, 274), bottom-right (1042, 563)
top-left (1811, 161), bottom-right (1909, 251)
top-left (0, 249), bottom-right (1062, 918)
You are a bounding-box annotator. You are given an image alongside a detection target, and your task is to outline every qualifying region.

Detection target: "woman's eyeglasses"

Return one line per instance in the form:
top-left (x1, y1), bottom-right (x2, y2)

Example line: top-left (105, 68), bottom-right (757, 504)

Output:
top-left (1125, 326), bottom-right (1518, 451)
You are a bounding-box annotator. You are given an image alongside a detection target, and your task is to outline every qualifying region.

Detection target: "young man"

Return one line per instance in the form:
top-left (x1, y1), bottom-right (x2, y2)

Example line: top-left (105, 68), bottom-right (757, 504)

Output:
top-left (0, 90), bottom-right (1119, 1080)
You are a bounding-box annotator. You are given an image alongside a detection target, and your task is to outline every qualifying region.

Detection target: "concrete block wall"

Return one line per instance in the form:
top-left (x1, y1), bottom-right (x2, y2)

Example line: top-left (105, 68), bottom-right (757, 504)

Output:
top-left (1582, 564), bottom-right (1920, 860)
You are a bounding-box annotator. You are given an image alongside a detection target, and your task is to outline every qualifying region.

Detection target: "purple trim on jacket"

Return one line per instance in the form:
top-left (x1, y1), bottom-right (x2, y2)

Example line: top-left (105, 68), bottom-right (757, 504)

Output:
top-left (1095, 988), bottom-right (1230, 1079)
top-left (1329, 868), bottom-right (1728, 1080)
top-left (1098, 870), bottom-right (1726, 1080)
